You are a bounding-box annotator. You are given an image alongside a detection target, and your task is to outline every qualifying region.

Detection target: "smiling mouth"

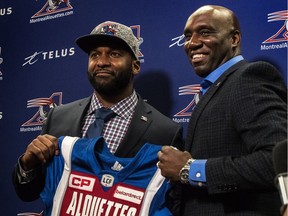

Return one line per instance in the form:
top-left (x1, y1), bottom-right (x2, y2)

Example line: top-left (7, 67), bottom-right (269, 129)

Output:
top-left (192, 54), bottom-right (206, 63)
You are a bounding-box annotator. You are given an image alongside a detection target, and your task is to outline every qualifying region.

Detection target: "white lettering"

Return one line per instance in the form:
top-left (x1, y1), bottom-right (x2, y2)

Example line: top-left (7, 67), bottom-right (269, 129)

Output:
top-left (113, 203), bottom-right (122, 216)
top-left (82, 194), bottom-right (92, 216)
top-left (119, 205), bottom-right (128, 216)
top-left (0, 7), bottom-right (12, 16)
top-left (49, 51), bottom-right (54, 59)
top-left (260, 42), bottom-right (288, 50)
top-left (66, 192), bottom-right (77, 215)
top-left (30, 10), bottom-right (73, 24)
top-left (172, 117), bottom-right (190, 123)
top-left (98, 198), bottom-right (107, 215)
top-left (75, 192), bottom-right (83, 216)
top-left (55, 50), bottom-right (60, 58)
top-left (105, 201), bottom-right (114, 216)
top-left (127, 207), bottom-right (137, 216)
top-left (42, 47), bottom-right (75, 60)
top-left (7, 7), bottom-right (12, 15)
top-left (65, 191), bottom-right (138, 216)
top-left (69, 47), bottom-right (75, 55)
top-left (19, 126), bottom-right (43, 132)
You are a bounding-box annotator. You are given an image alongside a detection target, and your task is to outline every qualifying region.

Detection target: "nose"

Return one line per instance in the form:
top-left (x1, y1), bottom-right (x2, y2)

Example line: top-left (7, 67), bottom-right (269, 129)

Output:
top-left (185, 34), bottom-right (202, 50)
top-left (96, 54), bottom-right (110, 67)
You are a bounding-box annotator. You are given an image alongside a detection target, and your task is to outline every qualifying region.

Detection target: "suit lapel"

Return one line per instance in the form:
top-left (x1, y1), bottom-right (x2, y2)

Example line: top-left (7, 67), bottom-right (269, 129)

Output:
top-left (73, 97), bottom-right (91, 137)
top-left (115, 96), bottom-right (152, 157)
top-left (185, 60), bottom-right (247, 151)
top-left (65, 96), bottom-right (91, 137)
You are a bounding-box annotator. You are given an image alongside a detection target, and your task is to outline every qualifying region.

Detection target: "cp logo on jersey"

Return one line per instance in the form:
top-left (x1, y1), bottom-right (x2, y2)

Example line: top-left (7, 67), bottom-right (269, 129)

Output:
top-left (69, 174), bottom-right (95, 192)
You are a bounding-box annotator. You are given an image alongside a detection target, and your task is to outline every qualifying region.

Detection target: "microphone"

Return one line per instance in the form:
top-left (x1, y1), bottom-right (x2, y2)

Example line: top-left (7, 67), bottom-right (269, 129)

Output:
top-left (272, 139), bottom-right (288, 209)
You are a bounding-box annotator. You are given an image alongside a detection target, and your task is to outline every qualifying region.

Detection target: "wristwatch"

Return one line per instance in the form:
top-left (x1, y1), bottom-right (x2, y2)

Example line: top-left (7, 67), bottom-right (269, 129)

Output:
top-left (179, 158), bottom-right (195, 184)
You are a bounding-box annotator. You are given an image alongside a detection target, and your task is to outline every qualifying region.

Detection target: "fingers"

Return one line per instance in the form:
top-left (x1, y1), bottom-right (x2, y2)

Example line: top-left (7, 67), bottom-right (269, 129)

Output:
top-left (21, 135), bottom-right (58, 170)
top-left (157, 146), bottom-right (192, 181)
top-left (158, 145), bottom-right (180, 163)
top-left (42, 134), bottom-right (60, 156)
top-left (157, 146), bottom-right (180, 180)
top-left (37, 134), bottom-right (59, 158)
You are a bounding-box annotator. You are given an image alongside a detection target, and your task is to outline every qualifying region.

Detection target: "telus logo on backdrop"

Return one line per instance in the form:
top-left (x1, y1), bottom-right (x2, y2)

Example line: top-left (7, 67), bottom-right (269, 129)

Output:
top-left (22, 47), bottom-right (75, 66)
top-left (0, 7), bottom-right (12, 16)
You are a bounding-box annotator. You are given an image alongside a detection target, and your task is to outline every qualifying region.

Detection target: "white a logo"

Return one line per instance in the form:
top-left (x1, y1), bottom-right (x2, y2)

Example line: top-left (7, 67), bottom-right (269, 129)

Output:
top-left (111, 161), bottom-right (124, 171)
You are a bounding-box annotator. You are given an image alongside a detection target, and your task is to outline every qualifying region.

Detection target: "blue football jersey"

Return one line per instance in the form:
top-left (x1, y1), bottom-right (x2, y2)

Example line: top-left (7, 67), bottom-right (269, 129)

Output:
top-left (40, 136), bottom-right (172, 216)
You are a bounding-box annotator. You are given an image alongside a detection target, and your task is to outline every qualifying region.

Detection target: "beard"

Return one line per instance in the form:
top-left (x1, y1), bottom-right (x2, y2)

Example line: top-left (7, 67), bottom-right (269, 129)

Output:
top-left (87, 66), bottom-right (133, 96)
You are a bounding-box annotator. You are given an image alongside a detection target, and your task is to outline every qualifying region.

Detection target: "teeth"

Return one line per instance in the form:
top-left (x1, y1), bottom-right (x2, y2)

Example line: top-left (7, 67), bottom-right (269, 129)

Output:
top-left (193, 54), bottom-right (204, 60)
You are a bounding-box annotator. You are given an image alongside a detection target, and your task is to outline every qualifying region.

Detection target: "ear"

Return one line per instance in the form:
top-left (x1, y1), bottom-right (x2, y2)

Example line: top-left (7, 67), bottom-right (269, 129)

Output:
top-left (132, 60), bottom-right (141, 75)
top-left (231, 30), bottom-right (241, 48)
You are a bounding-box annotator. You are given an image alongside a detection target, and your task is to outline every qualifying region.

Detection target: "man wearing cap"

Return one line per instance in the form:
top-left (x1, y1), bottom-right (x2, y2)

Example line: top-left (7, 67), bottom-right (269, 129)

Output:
top-left (12, 21), bottom-right (183, 202)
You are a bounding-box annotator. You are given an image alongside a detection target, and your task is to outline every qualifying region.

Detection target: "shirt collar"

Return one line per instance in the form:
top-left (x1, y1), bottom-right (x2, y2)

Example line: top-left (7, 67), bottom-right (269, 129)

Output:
top-left (88, 90), bottom-right (138, 119)
top-left (204, 55), bottom-right (244, 84)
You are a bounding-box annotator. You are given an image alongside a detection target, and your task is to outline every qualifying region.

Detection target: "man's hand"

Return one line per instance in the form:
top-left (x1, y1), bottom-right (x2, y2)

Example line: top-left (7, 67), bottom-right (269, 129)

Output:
top-left (157, 146), bottom-right (192, 182)
top-left (20, 134), bottom-right (59, 171)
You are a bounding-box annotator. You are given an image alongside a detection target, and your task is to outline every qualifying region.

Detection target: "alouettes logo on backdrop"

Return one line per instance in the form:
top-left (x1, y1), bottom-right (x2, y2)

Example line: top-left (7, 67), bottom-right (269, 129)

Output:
top-left (30, 0), bottom-right (73, 23)
top-left (263, 10), bottom-right (288, 43)
top-left (21, 92), bottom-right (62, 130)
top-left (261, 10), bottom-right (288, 50)
top-left (174, 84), bottom-right (201, 118)
top-left (172, 84), bottom-right (200, 125)
top-left (32, 0), bottom-right (72, 18)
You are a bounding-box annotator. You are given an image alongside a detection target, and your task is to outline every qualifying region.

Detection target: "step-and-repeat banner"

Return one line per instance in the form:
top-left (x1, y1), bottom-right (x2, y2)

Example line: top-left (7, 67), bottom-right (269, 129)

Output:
top-left (0, 0), bottom-right (287, 215)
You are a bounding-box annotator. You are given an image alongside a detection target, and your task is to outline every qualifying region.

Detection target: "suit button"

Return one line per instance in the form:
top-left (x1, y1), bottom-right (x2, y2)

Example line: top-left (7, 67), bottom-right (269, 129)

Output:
top-left (218, 184), bottom-right (238, 191)
top-left (218, 185), bottom-right (228, 191)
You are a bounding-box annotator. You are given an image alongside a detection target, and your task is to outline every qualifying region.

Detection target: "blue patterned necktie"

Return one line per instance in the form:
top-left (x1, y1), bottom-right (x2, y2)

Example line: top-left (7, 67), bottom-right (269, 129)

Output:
top-left (85, 108), bottom-right (116, 138)
top-left (200, 79), bottom-right (213, 96)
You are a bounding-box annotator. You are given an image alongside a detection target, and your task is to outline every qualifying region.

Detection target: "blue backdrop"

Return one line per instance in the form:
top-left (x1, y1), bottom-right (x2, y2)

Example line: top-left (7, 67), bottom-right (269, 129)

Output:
top-left (0, 0), bottom-right (287, 215)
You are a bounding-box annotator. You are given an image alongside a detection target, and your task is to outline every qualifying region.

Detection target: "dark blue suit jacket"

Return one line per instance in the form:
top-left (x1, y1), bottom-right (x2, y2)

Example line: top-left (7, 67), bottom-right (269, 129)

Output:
top-left (181, 60), bottom-right (287, 215)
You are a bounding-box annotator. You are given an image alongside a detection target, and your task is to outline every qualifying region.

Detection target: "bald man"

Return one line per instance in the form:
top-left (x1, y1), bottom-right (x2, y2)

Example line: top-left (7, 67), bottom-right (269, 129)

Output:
top-left (158, 5), bottom-right (287, 216)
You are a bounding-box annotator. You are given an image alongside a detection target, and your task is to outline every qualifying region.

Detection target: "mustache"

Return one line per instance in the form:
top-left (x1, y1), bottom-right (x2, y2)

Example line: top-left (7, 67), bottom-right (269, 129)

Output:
top-left (91, 69), bottom-right (114, 77)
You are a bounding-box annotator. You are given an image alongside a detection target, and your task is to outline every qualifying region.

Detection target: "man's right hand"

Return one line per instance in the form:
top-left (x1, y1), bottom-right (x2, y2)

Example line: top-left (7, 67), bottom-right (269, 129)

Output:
top-left (20, 134), bottom-right (59, 171)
